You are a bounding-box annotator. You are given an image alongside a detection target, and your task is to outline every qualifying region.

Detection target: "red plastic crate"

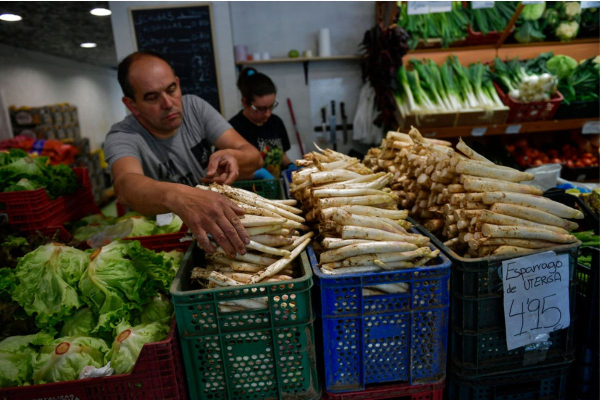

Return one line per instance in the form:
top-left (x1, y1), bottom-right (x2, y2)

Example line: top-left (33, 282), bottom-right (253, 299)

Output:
top-left (494, 82), bottom-right (563, 123)
top-left (324, 381), bottom-right (445, 400)
top-left (124, 231), bottom-right (191, 252)
top-left (0, 319), bottom-right (188, 400)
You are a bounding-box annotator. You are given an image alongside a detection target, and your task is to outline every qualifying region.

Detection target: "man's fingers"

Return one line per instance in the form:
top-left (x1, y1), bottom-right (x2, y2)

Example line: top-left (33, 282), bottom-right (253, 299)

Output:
top-left (195, 228), bottom-right (215, 253)
top-left (230, 201), bottom-right (246, 216)
top-left (207, 223), bottom-right (237, 257)
top-left (224, 206), bottom-right (250, 245)
top-left (217, 215), bottom-right (247, 256)
top-left (205, 156), bottom-right (219, 177)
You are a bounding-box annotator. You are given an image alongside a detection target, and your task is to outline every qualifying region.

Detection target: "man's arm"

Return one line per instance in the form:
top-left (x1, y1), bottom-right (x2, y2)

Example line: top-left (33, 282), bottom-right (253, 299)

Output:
top-left (202, 129), bottom-right (263, 184)
top-left (112, 156), bottom-right (249, 256)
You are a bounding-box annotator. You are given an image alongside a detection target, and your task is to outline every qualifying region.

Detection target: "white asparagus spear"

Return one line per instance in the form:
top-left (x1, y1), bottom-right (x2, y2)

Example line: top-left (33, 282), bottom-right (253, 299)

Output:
top-left (320, 241), bottom-right (418, 263)
top-left (489, 203), bottom-right (579, 230)
top-left (310, 170), bottom-right (363, 185)
top-left (332, 209), bottom-right (404, 234)
top-left (479, 210), bottom-right (569, 234)
top-left (315, 173), bottom-right (385, 189)
top-left (215, 186), bottom-right (305, 222)
top-left (336, 205), bottom-right (409, 220)
top-left (271, 199), bottom-right (298, 206)
top-left (374, 247), bottom-right (431, 262)
top-left (281, 231), bottom-right (315, 251)
top-left (219, 298), bottom-right (268, 310)
top-left (340, 226), bottom-right (430, 246)
top-left (468, 237), bottom-right (557, 250)
top-left (219, 185), bottom-right (303, 215)
top-left (319, 195), bottom-right (395, 209)
top-left (191, 269), bottom-right (240, 286)
top-left (321, 265), bottom-right (381, 275)
top-left (206, 254), bottom-right (265, 271)
top-left (364, 283), bottom-right (409, 294)
top-left (216, 247), bottom-right (278, 266)
top-left (363, 288), bottom-right (387, 296)
top-left (222, 272), bottom-right (292, 283)
top-left (233, 201), bottom-right (284, 218)
top-left (241, 215), bottom-right (286, 227)
top-left (244, 225), bottom-right (284, 236)
top-left (461, 175), bottom-right (543, 196)
top-left (481, 224), bottom-right (577, 244)
top-left (374, 260), bottom-right (416, 269)
top-left (492, 246), bottom-right (538, 257)
top-left (247, 240), bottom-right (291, 257)
top-left (250, 234), bottom-right (293, 247)
top-left (455, 160), bottom-right (534, 182)
top-left (321, 238), bottom-right (372, 249)
top-left (456, 138), bottom-right (493, 163)
top-left (249, 238), bottom-right (312, 283)
top-left (312, 188), bottom-right (395, 198)
top-left (482, 192), bottom-right (584, 219)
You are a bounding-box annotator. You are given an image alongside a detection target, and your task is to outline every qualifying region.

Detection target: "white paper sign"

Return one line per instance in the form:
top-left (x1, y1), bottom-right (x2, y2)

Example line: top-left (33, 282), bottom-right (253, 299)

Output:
top-left (156, 213), bottom-right (174, 226)
top-left (471, 127), bottom-right (487, 137)
top-left (582, 120), bottom-right (600, 134)
top-left (428, 1), bottom-right (452, 13)
top-left (502, 251), bottom-right (570, 351)
top-left (407, 1), bottom-right (429, 15)
top-left (472, 1), bottom-right (495, 10)
top-left (505, 124), bottom-right (521, 134)
top-left (522, 1), bottom-right (544, 4)
top-left (581, 1), bottom-right (600, 9)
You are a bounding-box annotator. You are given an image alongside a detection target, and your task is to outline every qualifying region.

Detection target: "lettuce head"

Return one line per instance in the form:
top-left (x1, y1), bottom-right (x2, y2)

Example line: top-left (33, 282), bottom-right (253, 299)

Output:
top-left (59, 308), bottom-right (97, 338)
top-left (12, 243), bottom-right (89, 329)
top-left (32, 336), bottom-right (109, 384)
top-left (0, 331), bottom-right (53, 388)
top-left (139, 294), bottom-right (173, 324)
top-left (106, 320), bottom-right (170, 374)
top-left (122, 216), bottom-right (156, 237)
top-left (154, 214), bottom-right (183, 235)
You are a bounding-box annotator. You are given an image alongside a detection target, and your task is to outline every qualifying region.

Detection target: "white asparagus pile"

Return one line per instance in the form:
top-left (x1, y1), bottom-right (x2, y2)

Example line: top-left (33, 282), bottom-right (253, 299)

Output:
top-left (190, 184), bottom-right (314, 311)
top-left (290, 146), bottom-right (438, 279)
top-left (364, 128), bottom-right (583, 258)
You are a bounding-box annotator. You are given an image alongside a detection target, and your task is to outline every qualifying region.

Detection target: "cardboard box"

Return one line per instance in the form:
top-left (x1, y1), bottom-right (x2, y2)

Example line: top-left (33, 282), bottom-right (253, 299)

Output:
top-left (455, 106), bottom-right (509, 126)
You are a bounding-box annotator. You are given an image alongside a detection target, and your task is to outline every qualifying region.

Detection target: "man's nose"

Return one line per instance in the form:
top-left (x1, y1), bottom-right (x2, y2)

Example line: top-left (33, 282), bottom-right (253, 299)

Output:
top-left (160, 93), bottom-right (173, 109)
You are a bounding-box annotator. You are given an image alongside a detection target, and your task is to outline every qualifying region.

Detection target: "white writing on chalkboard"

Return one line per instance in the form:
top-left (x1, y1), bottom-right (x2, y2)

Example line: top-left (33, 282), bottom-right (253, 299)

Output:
top-left (502, 251), bottom-right (570, 351)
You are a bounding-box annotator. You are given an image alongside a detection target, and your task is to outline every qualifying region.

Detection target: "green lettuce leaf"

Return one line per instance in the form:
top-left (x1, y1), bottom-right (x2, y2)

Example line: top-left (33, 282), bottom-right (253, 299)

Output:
top-left (32, 336), bottom-right (109, 384)
top-left (162, 249), bottom-right (184, 278)
top-left (154, 214), bottom-right (183, 235)
top-left (106, 320), bottom-right (170, 374)
top-left (139, 294), bottom-right (173, 324)
top-left (128, 241), bottom-right (175, 293)
top-left (0, 331), bottom-right (54, 388)
top-left (59, 308), bottom-right (97, 338)
top-left (13, 244), bottom-right (89, 329)
top-left (123, 216), bottom-right (157, 237)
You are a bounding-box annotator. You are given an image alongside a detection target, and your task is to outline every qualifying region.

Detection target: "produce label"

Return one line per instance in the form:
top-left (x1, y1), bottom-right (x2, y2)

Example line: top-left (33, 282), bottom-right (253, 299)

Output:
top-left (582, 121), bottom-right (600, 135)
top-left (428, 1), bottom-right (452, 13)
top-left (407, 1), bottom-right (429, 15)
top-left (471, 127), bottom-right (487, 137)
top-left (505, 124), bottom-right (521, 134)
top-left (502, 251), bottom-right (570, 351)
top-left (581, 1), bottom-right (600, 9)
top-left (472, 1), bottom-right (495, 10)
top-left (521, 1), bottom-right (544, 4)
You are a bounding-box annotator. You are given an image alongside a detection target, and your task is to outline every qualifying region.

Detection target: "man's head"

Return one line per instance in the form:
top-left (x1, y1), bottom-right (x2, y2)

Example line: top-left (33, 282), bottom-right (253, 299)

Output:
top-left (118, 51), bottom-right (183, 138)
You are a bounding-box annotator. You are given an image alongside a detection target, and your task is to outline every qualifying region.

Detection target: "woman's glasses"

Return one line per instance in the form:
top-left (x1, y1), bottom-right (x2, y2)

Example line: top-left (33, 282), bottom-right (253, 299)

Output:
top-left (250, 100), bottom-right (278, 113)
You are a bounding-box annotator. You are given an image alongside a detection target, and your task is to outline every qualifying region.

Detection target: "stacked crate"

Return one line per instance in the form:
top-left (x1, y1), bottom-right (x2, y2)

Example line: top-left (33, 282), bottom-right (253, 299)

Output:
top-left (9, 103), bottom-right (81, 140)
top-left (75, 149), bottom-right (107, 205)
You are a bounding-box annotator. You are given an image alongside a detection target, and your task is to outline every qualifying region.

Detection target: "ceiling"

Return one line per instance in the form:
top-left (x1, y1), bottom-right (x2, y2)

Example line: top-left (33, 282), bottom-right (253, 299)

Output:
top-left (0, 1), bottom-right (117, 69)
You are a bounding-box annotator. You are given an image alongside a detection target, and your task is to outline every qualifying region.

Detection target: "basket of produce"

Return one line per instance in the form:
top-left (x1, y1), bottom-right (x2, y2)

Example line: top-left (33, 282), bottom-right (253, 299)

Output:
top-left (464, 1), bottom-right (517, 45)
top-left (288, 146), bottom-right (449, 391)
top-left (169, 183), bottom-right (320, 400)
top-left (0, 240), bottom-right (187, 399)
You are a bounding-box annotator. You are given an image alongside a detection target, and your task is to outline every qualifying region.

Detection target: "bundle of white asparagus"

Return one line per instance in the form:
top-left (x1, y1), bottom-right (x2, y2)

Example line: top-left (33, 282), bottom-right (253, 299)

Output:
top-left (190, 184), bottom-right (314, 311)
top-left (364, 128), bottom-right (583, 258)
top-left (290, 146), bottom-right (438, 284)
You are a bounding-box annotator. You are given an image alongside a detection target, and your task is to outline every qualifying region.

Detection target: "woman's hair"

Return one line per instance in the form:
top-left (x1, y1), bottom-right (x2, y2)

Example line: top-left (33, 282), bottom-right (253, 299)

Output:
top-left (237, 67), bottom-right (276, 103)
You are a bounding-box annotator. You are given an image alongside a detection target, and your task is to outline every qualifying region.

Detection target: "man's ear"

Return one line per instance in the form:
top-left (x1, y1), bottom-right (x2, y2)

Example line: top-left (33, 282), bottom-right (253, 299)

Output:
top-left (122, 96), bottom-right (139, 116)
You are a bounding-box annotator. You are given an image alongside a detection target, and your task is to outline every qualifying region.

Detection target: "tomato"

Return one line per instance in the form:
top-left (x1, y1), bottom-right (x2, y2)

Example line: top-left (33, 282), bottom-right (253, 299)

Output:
top-left (582, 158), bottom-right (593, 166)
top-left (561, 144), bottom-right (571, 153)
top-left (567, 160), bottom-right (575, 168)
top-left (533, 159), bottom-right (544, 166)
top-left (515, 139), bottom-right (528, 149)
top-left (506, 144), bottom-right (516, 153)
top-left (551, 158), bottom-right (562, 164)
top-left (582, 152), bottom-right (594, 159)
top-left (575, 161), bottom-right (585, 168)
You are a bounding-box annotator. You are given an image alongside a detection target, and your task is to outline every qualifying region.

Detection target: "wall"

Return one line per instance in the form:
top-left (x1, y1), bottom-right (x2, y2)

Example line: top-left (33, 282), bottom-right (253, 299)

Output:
top-left (109, 1), bottom-right (239, 120)
top-left (0, 44), bottom-right (126, 150)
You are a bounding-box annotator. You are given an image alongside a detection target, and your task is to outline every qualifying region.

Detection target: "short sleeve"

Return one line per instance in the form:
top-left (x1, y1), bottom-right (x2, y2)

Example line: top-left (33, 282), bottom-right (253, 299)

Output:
top-left (104, 131), bottom-right (142, 173)
top-left (185, 96), bottom-right (233, 145)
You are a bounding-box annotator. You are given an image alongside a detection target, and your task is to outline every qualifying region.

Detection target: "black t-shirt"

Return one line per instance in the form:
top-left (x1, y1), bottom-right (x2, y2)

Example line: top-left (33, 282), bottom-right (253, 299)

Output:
top-left (229, 111), bottom-right (291, 177)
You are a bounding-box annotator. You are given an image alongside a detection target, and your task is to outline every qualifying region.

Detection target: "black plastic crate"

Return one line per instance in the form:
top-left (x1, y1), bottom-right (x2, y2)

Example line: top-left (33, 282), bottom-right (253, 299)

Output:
top-left (543, 188), bottom-right (598, 234)
top-left (554, 100), bottom-right (600, 120)
top-left (448, 363), bottom-right (571, 400)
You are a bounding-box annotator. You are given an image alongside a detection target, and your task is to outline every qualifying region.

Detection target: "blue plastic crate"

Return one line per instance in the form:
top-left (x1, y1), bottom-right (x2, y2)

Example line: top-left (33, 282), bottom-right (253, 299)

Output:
top-left (307, 245), bottom-right (450, 392)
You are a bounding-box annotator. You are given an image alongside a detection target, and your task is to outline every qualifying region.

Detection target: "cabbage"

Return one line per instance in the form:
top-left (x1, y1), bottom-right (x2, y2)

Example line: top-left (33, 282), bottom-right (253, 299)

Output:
top-left (12, 243), bottom-right (89, 329)
top-left (59, 308), bottom-right (97, 337)
top-left (139, 294), bottom-right (173, 324)
top-left (106, 320), bottom-right (170, 374)
top-left (547, 55), bottom-right (578, 79)
top-left (0, 332), bottom-right (53, 388)
top-left (78, 241), bottom-right (155, 334)
top-left (521, 3), bottom-right (546, 20)
top-left (32, 336), bottom-right (109, 384)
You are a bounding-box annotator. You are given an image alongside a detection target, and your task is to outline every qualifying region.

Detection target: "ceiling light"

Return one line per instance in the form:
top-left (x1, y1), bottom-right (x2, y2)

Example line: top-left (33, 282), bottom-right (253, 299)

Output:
top-left (90, 8), bottom-right (111, 16)
top-left (80, 43), bottom-right (97, 48)
top-left (0, 13), bottom-right (22, 22)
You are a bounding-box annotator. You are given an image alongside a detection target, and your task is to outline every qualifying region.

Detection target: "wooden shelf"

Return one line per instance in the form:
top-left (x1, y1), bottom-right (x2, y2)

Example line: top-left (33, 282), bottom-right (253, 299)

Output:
top-left (235, 55), bottom-right (361, 66)
top-left (409, 118), bottom-right (599, 139)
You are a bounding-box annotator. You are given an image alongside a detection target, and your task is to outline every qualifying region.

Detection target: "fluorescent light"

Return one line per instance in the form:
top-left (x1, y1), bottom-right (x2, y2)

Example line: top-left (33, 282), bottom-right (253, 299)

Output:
top-left (90, 8), bottom-right (111, 16)
top-left (0, 13), bottom-right (22, 22)
top-left (80, 43), bottom-right (97, 48)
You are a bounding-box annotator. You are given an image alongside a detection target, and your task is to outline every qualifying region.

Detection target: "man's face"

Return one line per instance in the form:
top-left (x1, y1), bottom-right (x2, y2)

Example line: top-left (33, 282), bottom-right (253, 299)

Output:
top-left (123, 56), bottom-right (184, 138)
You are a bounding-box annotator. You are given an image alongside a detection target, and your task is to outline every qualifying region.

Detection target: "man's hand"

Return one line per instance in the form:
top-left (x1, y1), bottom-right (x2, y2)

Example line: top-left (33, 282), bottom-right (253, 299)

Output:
top-left (167, 185), bottom-right (249, 256)
top-left (202, 150), bottom-right (240, 185)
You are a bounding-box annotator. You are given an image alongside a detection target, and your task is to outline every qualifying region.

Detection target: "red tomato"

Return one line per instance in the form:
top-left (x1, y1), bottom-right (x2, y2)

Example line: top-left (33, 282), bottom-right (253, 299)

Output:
top-left (567, 160), bottom-right (575, 168)
top-left (582, 158), bottom-right (593, 166)
top-left (551, 158), bottom-right (562, 164)
top-left (582, 152), bottom-right (594, 159)
top-left (506, 144), bottom-right (516, 153)
top-left (575, 161), bottom-right (585, 168)
top-left (515, 139), bottom-right (528, 149)
top-left (533, 159), bottom-right (544, 166)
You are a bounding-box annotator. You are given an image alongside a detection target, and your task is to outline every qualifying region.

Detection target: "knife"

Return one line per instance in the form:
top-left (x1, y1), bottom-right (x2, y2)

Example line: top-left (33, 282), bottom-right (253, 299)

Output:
top-left (320, 107), bottom-right (328, 146)
top-left (340, 102), bottom-right (348, 145)
top-left (330, 100), bottom-right (337, 151)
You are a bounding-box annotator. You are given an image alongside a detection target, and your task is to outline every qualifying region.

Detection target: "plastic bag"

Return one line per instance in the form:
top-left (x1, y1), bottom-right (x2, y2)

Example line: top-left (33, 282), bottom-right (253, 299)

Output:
top-left (524, 164), bottom-right (562, 191)
top-left (353, 83), bottom-right (383, 145)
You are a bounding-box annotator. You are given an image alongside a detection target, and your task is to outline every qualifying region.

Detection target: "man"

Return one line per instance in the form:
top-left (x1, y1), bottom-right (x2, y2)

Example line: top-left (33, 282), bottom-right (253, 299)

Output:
top-left (104, 51), bottom-right (263, 257)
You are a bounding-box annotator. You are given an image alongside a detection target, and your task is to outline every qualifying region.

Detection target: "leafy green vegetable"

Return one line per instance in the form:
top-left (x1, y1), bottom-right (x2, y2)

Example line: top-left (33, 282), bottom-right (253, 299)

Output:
top-left (521, 3), bottom-right (546, 20)
top-left (106, 319), bottom-right (170, 374)
top-left (59, 308), bottom-right (97, 338)
top-left (162, 250), bottom-right (184, 277)
top-left (32, 335), bottom-right (109, 384)
top-left (139, 294), bottom-right (173, 324)
top-left (3, 178), bottom-right (43, 192)
top-left (558, 57), bottom-right (600, 104)
top-left (0, 332), bottom-right (54, 388)
top-left (12, 243), bottom-right (89, 329)
top-left (154, 214), bottom-right (183, 235)
top-left (547, 55), bottom-right (578, 79)
top-left (470, 2), bottom-right (517, 36)
top-left (572, 230), bottom-right (600, 247)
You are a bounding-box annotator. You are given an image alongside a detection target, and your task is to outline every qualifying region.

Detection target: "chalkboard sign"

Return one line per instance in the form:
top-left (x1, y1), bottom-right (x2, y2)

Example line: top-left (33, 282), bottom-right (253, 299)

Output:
top-left (130, 3), bottom-right (222, 113)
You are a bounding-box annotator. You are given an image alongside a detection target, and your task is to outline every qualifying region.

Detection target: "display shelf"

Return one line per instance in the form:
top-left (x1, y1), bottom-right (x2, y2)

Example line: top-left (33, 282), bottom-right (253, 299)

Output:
top-left (409, 118), bottom-right (599, 139)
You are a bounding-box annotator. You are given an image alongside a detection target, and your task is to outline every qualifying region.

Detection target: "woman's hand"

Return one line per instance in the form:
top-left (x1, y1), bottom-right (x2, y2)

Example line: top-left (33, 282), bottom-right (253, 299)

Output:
top-left (202, 150), bottom-right (240, 185)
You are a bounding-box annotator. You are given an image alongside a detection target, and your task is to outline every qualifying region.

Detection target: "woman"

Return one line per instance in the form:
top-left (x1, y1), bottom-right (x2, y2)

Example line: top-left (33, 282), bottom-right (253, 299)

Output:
top-left (229, 67), bottom-right (295, 179)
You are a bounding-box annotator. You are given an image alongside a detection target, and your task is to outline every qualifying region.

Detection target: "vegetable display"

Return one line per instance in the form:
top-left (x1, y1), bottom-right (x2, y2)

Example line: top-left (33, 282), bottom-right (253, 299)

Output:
top-left (555, 55), bottom-right (600, 105)
top-left (507, 140), bottom-right (599, 169)
top-left (364, 128), bottom-right (583, 258)
top-left (469, 1), bottom-right (518, 36)
top-left (0, 149), bottom-right (77, 199)
top-left (191, 184), bottom-right (313, 310)
top-left (289, 146), bottom-right (437, 278)
top-left (492, 55), bottom-right (558, 103)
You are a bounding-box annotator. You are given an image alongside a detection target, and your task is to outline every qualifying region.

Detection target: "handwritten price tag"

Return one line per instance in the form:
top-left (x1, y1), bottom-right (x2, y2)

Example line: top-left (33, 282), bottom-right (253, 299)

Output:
top-left (407, 1), bottom-right (429, 15)
top-left (581, 1), bottom-right (600, 9)
top-left (428, 1), bottom-right (452, 13)
top-left (582, 121), bottom-right (600, 134)
top-left (505, 124), bottom-right (521, 134)
top-left (502, 251), bottom-right (570, 351)
top-left (472, 1), bottom-right (495, 10)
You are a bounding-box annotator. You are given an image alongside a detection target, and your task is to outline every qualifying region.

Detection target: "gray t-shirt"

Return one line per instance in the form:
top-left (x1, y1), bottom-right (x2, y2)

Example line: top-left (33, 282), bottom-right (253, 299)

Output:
top-left (104, 95), bottom-right (231, 186)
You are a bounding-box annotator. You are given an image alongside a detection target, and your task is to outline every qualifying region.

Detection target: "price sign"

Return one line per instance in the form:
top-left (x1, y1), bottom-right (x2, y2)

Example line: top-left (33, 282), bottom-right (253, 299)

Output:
top-left (505, 124), bottom-right (521, 134)
top-left (407, 1), bottom-right (429, 15)
top-left (156, 213), bottom-right (175, 226)
top-left (502, 251), bottom-right (570, 351)
top-left (582, 120), bottom-right (600, 134)
top-left (472, 1), bottom-right (495, 10)
top-left (581, 1), bottom-right (600, 9)
top-left (522, 1), bottom-right (544, 4)
top-left (471, 127), bottom-right (487, 137)
top-left (428, 1), bottom-right (452, 13)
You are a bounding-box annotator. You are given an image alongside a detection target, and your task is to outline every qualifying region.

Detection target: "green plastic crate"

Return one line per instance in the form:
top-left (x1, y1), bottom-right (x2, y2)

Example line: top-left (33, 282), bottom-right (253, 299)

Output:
top-left (170, 244), bottom-right (319, 400)
top-left (232, 179), bottom-right (285, 200)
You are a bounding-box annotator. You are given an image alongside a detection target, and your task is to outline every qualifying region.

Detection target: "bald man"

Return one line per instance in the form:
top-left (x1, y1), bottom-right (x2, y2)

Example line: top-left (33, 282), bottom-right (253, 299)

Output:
top-left (104, 51), bottom-right (263, 257)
